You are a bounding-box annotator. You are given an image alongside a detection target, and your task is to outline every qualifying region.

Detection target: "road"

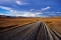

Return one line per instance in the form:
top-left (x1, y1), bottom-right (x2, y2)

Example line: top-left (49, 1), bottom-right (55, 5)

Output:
top-left (0, 21), bottom-right (61, 40)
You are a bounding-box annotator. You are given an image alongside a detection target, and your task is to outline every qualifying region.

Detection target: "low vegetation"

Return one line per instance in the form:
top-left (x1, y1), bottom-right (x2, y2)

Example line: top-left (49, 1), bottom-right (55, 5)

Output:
top-left (0, 17), bottom-right (41, 31)
top-left (42, 18), bottom-right (61, 35)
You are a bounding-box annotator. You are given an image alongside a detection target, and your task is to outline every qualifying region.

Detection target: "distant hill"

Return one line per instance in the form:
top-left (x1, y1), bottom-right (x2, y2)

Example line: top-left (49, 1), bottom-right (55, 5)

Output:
top-left (0, 15), bottom-right (16, 18)
top-left (0, 15), bottom-right (27, 18)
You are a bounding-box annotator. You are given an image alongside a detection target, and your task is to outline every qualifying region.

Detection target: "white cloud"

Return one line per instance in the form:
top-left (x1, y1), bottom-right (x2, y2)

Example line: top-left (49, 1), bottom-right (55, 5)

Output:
top-left (41, 7), bottom-right (50, 11)
top-left (57, 12), bottom-right (59, 13)
top-left (36, 12), bottom-right (42, 15)
top-left (36, 10), bottom-right (41, 12)
top-left (49, 14), bottom-right (56, 15)
top-left (0, 6), bottom-right (19, 15)
top-left (11, 5), bottom-right (18, 8)
top-left (16, 0), bottom-right (29, 5)
top-left (60, 12), bottom-right (61, 13)
top-left (10, 10), bottom-right (19, 14)
top-left (19, 12), bottom-right (43, 17)
top-left (0, 6), bottom-right (11, 10)
top-left (16, 11), bottom-right (43, 17)
top-left (23, 12), bottom-right (36, 17)
top-left (15, 12), bottom-right (42, 17)
top-left (0, 13), bottom-right (14, 16)
top-left (30, 9), bottom-right (35, 11)
top-left (0, 6), bottom-right (14, 13)
top-left (44, 11), bottom-right (54, 13)
top-left (0, 6), bottom-right (43, 17)
top-left (44, 11), bottom-right (61, 14)
top-left (0, 13), bottom-right (4, 15)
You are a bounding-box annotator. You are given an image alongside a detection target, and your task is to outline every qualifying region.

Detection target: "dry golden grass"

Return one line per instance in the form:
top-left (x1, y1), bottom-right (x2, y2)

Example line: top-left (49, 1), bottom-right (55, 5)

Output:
top-left (0, 17), bottom-right (41, 31)
top-left (42, 18), bottom-right (61, 35)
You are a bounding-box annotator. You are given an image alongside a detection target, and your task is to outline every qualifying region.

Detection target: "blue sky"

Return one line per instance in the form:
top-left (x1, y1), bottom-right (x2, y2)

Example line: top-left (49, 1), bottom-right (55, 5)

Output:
top-left (0, 0), bottom-right (61, 17)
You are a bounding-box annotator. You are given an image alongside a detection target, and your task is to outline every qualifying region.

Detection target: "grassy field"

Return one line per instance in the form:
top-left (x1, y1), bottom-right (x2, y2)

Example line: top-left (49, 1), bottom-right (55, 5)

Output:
top-left (0, 17), bottom-right (41, 31)
top-left (42, 17), bottom-right (61, 35)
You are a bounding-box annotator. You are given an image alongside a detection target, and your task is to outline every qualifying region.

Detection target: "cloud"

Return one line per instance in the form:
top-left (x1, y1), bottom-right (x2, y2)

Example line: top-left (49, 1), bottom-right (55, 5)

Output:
top-left (36, 12), bottom-right (42, 14)
top-left (0, 6), bottom-right (20, 15)
top-left (11, 5), bottom-right (18, 8)
top-left (43, 11), bottom-right (61, 14)
top-left (41, 7), bottom-right (50, 11)
top-left (12, 12), bottom-right (36, 17)
top-left (0, 6), bottom-right (35, 17)
top-left (60, 12), bottom-right (61, 13)
top-left (23, 12), bottom-right (36, 17)
top-left (0, 13), bottom-right (4, 15)
top-left (20, 12), bottom-right (43, 17)
top-left (57, 12), bottom-right (59, 13)
top-left (16, 0), bottom-right (29, 5)
top-left (10, 10), bottom-right (19, 14)
top-left (0, 6), bottom-right (36, 17)
top-left (44, 12), bottom-right (51, 13)
top-left (14, 12), bottom-right (42, 17)
top-left (0, 6), bottom-right (43, 17)
top-left (30, 9), bottom-right (35, 11)
top-left (0, 6), bottom-right (11, 10)
top-left (49, 14), bottom-right (56, 15)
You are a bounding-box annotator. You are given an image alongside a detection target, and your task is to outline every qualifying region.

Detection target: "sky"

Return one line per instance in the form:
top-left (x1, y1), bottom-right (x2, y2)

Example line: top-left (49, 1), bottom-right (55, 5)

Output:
top-left (0, 0), bottom-right (61, 17)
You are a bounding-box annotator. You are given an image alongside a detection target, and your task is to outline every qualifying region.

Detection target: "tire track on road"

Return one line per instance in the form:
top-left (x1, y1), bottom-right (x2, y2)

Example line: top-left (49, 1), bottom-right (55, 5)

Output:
top-left (42, 21), bottom-right (61, 40)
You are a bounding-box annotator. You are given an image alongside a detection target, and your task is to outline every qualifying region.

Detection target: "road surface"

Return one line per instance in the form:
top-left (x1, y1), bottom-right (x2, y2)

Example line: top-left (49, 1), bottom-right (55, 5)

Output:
top-left (0, 21), bottom-right (61, 40)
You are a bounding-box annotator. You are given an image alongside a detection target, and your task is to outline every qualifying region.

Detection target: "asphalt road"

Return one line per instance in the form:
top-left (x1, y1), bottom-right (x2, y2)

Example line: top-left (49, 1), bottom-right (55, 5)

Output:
top-left (0, 21), bottom-right (61, 40)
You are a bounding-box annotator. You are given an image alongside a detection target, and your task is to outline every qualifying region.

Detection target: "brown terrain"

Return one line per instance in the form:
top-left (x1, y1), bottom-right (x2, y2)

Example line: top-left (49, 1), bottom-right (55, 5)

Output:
top-left (0, 17), bottom-right (41, 31)
top-left (42, 17), bottom-right (61, 35)
top-left (0, 16), bottom-right (61, 36)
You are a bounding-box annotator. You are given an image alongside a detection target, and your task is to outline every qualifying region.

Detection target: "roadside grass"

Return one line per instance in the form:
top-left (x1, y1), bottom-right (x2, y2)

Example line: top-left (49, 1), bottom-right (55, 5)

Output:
top-left (42, 18), bottom-right (61, 35)
top-left (0, 17), bottom-right (41, 31)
